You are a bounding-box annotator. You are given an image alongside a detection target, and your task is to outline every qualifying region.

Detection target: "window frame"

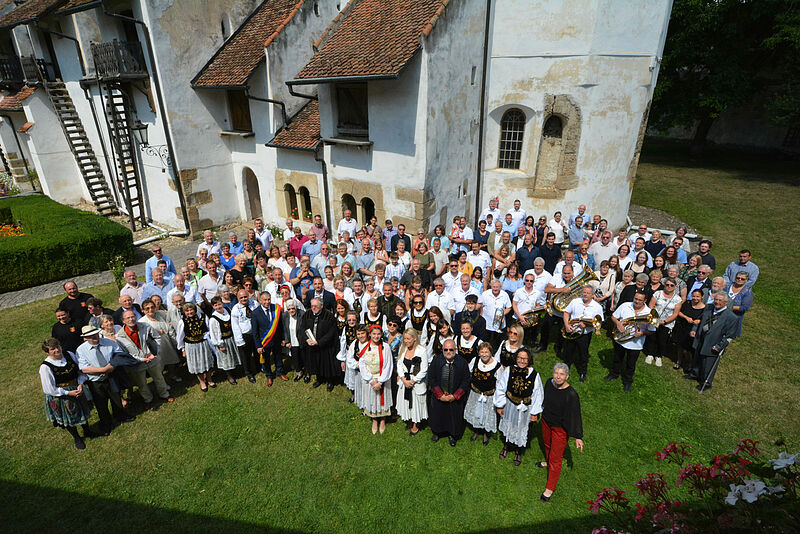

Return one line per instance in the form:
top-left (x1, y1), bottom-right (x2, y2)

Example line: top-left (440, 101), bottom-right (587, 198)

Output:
top-left (498, 108), bottom-right (526, 170)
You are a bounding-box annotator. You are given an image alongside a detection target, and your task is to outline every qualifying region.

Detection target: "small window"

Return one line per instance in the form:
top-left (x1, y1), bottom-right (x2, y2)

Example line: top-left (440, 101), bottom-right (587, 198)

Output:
top-left (360, 197), bottom-right (375, 223)
top-left (341, 194), bottom-right (357, 219)
top-left (498, 108), bottom-right (525, 169)
top-left (228, 90), bottom-right (252, 132)
top-left (470, 66), bottom-right (477, 86)
top-left (336, 84), bottom-right (369, 138)
top-left (543, 115), bottom-right (563, 139)
top-left (313, 2), bottom-right (320, 16)
top-left (298, 186), bottom-right (312, 220)
top-left (284, 184), bottom-right (298, 219)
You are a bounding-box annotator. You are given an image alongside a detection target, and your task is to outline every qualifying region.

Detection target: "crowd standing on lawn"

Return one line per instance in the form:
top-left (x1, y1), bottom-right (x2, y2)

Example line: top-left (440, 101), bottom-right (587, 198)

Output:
top-left (40, 200), bottom-right (757, 502)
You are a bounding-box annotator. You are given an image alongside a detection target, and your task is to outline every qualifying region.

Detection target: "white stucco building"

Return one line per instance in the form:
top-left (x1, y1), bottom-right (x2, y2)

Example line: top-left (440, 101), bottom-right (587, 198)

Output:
top-left (0, 0), bottom-right (671, 236)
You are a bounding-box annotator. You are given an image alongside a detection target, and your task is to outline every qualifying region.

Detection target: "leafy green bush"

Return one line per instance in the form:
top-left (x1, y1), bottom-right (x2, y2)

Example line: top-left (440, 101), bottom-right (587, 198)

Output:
top-left (0, 195), bottom-right (133, 292)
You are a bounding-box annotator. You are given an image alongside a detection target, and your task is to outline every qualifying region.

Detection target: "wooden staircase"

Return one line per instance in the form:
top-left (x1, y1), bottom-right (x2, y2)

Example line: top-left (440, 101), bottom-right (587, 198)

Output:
top-left (43, 81), bottom-right (118, 216)
top-left (103, 83), bottom-right (146, 229)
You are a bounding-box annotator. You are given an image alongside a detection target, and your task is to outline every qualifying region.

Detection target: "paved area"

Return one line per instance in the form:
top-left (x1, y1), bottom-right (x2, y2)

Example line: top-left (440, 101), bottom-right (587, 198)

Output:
top-left (0, 240), bottom-right (200, 311)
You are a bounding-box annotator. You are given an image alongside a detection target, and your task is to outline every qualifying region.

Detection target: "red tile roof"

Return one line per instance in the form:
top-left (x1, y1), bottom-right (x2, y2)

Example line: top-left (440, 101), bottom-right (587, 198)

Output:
top-left (295, 0), bottom-right (450, 81)
top-left (0, 86), bottom-right (36, 111)
top-left (192, 0), bottom-right (304, 88)
top-left (55, 0), bottom-right (99, 15)
top-left (0, 0), bottom-right (66, 28)
top-left (269, 99), bottom-right (320, 150)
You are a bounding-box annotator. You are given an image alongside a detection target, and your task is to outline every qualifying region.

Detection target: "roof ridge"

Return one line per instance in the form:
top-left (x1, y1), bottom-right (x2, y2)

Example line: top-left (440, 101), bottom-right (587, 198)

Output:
top-left (313, 0), bottom-right (357, 51)
top-left (264, 0), bottom-right (304, 47)
top-left (421, 0), bottom-right (451, 36)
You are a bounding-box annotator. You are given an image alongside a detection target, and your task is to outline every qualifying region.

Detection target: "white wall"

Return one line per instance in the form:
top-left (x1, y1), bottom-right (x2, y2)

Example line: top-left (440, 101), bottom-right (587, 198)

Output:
top-left (480, 0), bottom-right (671, 229)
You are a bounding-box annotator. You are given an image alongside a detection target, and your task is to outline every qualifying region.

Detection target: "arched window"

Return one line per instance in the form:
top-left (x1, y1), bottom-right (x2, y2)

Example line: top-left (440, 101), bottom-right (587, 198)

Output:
top-left (498, 108), bottom-right (525, 169)
top-left (360, 197), bottom-right (375, 223)
top-left (243, 167), bottom-right (261, 219)
top-left (543, 115), bottom-right (563, 138)
top-left (341, 194), bottom-right (356, 219)
top-left (284, 184), bottom-right (298, 219)
top-left (298, 186), bottom-right (312, 221)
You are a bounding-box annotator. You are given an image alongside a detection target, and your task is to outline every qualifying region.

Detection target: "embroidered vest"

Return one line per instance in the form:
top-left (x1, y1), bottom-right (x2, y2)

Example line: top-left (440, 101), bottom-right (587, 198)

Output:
top-left (42, 358), bottom-right (79, 388)
top-left (471, 360), bottom-right (500, 395)
top-left (184, 315), bottom-right (207, 343)
top-left (498, 343), bottom-right (520, 368)
top-left (211, 315), bottom-right (233, 339)
top-left (506, 366), bottom-right (537, 406)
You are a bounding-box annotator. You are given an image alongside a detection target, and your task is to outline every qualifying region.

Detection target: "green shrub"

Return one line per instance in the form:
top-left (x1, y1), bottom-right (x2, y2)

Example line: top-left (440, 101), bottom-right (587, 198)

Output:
top-left (0, 195), bottom-right (133, 292)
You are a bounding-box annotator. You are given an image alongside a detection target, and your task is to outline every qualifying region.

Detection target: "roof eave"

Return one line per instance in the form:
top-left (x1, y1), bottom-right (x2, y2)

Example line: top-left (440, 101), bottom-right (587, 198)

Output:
top-left (55, 0), bottom-right (102, 17)
top-left (288, 73), bottom-right (399, 86)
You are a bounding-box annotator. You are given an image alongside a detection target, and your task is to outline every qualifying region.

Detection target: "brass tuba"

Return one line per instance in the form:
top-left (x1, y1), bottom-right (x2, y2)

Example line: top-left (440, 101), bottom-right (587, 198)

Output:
top-left (562, 314), bottom-right (603, 340)
top-left (520, 305), bottom-right (546, 326)
top-left (613, 309), bottom-right (660, 343)
top-left (546, 265), bottom-right (599, 316)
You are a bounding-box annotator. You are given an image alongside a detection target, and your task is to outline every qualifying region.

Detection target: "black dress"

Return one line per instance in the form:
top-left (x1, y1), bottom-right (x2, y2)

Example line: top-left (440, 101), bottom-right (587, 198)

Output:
top-left (428, 355), bottom-right (470, 439)
top-left (300, 309), bottom-right (341, 380)
top-left (672, 301), bottom-right (705, 351)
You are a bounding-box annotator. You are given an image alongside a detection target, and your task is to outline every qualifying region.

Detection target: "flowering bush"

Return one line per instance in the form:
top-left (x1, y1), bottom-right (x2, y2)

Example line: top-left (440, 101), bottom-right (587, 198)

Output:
top-left (0, 223), bottom-right (24, 238)
top-left (589, 439), bottom-right (799, 533)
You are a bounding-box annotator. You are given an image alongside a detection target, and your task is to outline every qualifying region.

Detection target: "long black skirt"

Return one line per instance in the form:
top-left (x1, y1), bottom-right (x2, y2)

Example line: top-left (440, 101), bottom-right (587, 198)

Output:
top-left (429, 397), bottom-right (467, 439)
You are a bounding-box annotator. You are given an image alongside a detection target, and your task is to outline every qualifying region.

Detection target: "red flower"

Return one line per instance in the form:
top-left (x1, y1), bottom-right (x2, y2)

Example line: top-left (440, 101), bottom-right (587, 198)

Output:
top-left (656, 442), bottom-right (692, 466)
top-left (734, 438), bottom-right (761, 458)
top-left (588, 488), bottom-right (630, 516)
top-left (635, 472), bottom-right (670, 502)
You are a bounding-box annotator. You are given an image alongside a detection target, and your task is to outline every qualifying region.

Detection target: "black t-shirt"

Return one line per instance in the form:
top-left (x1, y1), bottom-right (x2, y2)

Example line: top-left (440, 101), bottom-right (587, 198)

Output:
top-left (58, 292), bottom-right (93, 326)
top-left (542, 379), bottom-right (583, 439)
top-left (539, 245), bottom-right (562, 274)
top-left (52, 321), bottom-right (83, 355)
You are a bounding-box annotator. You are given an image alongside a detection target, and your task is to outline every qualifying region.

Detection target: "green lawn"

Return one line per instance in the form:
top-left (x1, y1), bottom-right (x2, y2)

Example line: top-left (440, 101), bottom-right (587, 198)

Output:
top-left (1, 141), bottom-right (798, 533)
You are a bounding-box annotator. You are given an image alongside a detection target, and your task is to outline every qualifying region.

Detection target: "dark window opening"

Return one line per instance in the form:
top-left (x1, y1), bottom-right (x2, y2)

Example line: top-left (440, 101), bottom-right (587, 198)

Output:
top-left (543, 115), bottom-right (563, 139)
top-left (228, 90), bottom-right (252, 132)
top-left (336, 84), bottom-right (368, 138)
top-left (298, 186), bottom-right (312, 220)
top-left (360, 197), bottom-right (375, 223)
top-left (498, 108), bottom-right (525, 169)
top-left (341, 194), bottom-right (357, 219)
top-left (284, 184), bottom-right (298, 219)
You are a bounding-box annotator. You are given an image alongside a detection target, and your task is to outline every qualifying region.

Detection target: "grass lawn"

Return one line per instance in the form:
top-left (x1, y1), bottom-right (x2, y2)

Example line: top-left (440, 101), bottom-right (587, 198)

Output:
top-left (1, 141), bottom-right (798, 533)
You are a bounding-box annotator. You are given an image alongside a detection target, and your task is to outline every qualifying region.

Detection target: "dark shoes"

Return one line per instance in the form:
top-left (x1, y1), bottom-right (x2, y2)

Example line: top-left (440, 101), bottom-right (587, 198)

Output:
top-left (623, 384), bottom-right (632, 393)
top-left (303, 375), bottom-right (311, 384)
top-left (513, 452), bottom-right (522, 466)
top-left (535, 461), bottom-right (547, 469)
top-left (74, 437), bottom-right (86, 450)
top-left (293, 373), bottom-right (303, 382)
top-left (431, 434), bottom-right (440, 443)
top-left (326, 383), bottom-right (335, 392)
top-left (312, 381), bottom-right (322, 389)
top-left (579, 373), bottom-right (587, 383)
top-left (483, 434), bottom-right (490, 446)
top-left (683, 373), bottom-right (698, 381)
top-left (499, 447), bottom-right (508, 460)
top-left (696, 385), bottom-right (711, 393)
top-left (449, 437), bottom-right (457, 447)
top-left (118, 416), bottom-right (135, 424)
top-left (603, 375), bottom-right (617, 382)
top-left (247, 375), bottom-right (257, 383)
top-left (540, 493), bottom-right (551, 503)
top-left (471, 432), bottom-right (479, 442)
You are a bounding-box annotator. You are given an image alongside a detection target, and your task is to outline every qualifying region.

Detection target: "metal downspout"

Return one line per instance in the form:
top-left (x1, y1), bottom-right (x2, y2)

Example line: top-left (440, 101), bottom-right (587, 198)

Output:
top-left (473, 0), bottom-right (492, 225)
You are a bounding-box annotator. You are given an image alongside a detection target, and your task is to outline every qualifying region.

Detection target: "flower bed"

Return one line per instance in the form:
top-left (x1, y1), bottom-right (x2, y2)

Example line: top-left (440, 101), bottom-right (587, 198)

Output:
top-left (0, 195), bottom-right (133, 293)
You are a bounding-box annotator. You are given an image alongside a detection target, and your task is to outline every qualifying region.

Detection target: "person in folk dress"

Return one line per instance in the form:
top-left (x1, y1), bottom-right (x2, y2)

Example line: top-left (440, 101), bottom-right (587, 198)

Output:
top-left (495, 324), bottom-right (524, 368)
top-left (455, 321), bottom-right (480, 363)
top-left (39, 338), bottom-right (94, 449)
top-left (494, 347), bottom-right (544, 466)
top-left (362, 298), bottom-right (386, 331)
top-left (339, 310), bottom-right (360, 402)
top-left (208, 296), bottom-right (241, 385)
top-left (358, 325), bottom-right (393, 434)
top-left (465, 342), bottom-right (502, 446)
top-left (177, 302), bottom-right (215, 391)
top-left (346, 326), bottom-right (370, 409)
top-left (395, 329), bottom-right (429, 436)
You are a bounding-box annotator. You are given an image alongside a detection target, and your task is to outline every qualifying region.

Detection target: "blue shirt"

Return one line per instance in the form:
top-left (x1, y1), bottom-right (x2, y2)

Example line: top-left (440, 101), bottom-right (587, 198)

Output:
top-left (145, 255), bottom-right (176, 283)
top-left (569, 212), bottom-right (589, 227)
top-left (290, 266), bottom-right (319, 299)
top-left (676, 248), bottom-right (688, 264)
top-left (515, 244), bottom-right (539, 273)
top-left (502, 220), bottom-right (520, 236)
top-left (723, 261), bottom-right (759, 289)
top-left (141, 280), bottom-right (174, 302)
top-left (568, 224), bottom-right (585, 250)
top-left (355, 252), bottom-right (375, 273)
top-left (220, 254), bottom-right (236, 270)
top-left (227, 241), bottom-right (244, 255)
top-left (76, 338), bottom-right (126, 382)
top-left (301, 240), bottom-right (322, 261)
top-left (382, 227), bottom-right (398, 251)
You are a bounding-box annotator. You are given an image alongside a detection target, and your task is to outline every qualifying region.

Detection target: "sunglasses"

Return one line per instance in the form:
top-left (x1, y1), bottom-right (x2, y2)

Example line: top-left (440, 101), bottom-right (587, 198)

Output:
top-left (443, 348), bottom-right (456, 352)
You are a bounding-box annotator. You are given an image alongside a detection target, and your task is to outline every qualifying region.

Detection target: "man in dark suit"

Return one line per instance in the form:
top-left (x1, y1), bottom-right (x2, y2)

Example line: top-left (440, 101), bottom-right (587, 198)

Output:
top-left (299, 298), bottom-right (341, 391)
top-left (452, 295), bottom-right (486, 341)
top-left (390, 224), bottom-right (412, 254)
top-left (685, 265), bottom-right (713, 302)
top-left (686, 293), bottom-right (739, 392)
top-left (252, 291), bottom-right (287, 387)
top-left (303, 276), bottom-right (336, 311)
top-left (400, 258), bottom-right (432, 290)
top-left (113, 294), bottom-right (142, 325)
top-left (428, 339), bottom-right (471, 446)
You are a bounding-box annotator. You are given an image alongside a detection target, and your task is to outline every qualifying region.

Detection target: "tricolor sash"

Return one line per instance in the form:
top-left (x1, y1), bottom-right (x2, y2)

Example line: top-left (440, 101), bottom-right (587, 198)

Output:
top-left (259, 305), bottom-right (282, 363)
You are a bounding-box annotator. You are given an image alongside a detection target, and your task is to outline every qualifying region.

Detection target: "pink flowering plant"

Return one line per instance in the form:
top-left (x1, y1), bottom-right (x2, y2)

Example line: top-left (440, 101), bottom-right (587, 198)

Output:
top-left (589, 439), bottom-right (799, 533)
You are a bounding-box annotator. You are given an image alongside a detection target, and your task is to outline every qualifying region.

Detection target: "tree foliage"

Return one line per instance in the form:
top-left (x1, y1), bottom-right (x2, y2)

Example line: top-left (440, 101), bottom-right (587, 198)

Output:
top-left (652, 0), bottom-right (799, 151)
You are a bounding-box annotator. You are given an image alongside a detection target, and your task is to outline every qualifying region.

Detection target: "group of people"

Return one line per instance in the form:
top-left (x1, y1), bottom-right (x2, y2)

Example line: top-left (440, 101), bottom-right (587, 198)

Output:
top-left (41, 199), bottom-right (757, 501)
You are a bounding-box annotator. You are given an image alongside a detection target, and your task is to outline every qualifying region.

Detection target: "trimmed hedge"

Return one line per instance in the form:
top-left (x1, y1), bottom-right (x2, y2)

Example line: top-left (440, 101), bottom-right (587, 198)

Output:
top-left (0, 195), bottom-right (134, 293)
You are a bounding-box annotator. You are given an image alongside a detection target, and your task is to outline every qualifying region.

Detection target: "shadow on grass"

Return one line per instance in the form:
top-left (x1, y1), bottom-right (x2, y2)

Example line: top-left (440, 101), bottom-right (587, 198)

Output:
top-left (641, 138), bottom-right (800, 186)
top-left (2, 478), bottom-right (611, 534)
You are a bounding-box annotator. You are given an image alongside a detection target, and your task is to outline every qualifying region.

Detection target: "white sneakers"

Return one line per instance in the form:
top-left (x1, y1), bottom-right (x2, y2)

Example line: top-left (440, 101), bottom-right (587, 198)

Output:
top-left (645, 355), bottom-right (654, 365)
top-left (655, 357), bottom-right (662, 367)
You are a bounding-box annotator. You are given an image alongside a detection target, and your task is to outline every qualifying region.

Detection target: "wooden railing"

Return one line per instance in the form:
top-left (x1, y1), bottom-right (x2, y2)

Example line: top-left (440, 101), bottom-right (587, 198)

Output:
top-left (0, 57), bottom-right (23, 84)
top-left (90, 40), bottom-right (147, 79)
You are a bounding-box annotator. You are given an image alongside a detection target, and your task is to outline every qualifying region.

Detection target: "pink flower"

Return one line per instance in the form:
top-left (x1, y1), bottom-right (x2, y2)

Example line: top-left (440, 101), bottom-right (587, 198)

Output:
top-left (734, 438), bottom-right (761, 458)
top-left (656, 442), bottom-right (692, 466)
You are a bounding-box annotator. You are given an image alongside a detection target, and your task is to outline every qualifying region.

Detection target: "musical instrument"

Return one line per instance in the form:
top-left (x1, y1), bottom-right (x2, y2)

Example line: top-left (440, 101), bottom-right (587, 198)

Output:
top-left (545, 265), bottom-right (599, 316)
top-left (561, 314), bottom-right (603, 340)
top-left (613, 309), bottom-right (660, 343)
top-left (520, 305), bottom-right (546, 326)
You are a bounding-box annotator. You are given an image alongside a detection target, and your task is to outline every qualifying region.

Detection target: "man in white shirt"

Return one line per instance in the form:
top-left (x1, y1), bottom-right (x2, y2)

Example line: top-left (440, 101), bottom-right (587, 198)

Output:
top-left (283, 219), bottom-right (295, 243)
top-left (479, 198), bottom-right (502, 224)
top-left (563, 285), bottom-right (604, 382)
top-left (536, 265), bottom-right (575, 356)
top-left (466, 241), bottom-right (491, 276)
top-left (430, 237), bottom-right (450, 276)
top-left (166, 274), bottom-right (199, 308)
top-left (628, 224), bottom-right (652, 249)
top-left (548, 211), bottom-right (568, 245)
top-left (479, 279), bottom-right (512, 350)
top-left (512, 271), bottom-right (545, 347)
top-left (254, 218), bottom-right (273, 250)
top-left (452, 217), bottom-right (474, 254)
top-left (607, 290), bottom-right (655, 392)
top-left (628, 237), bottom-right (654, 268)
top-left (197, 261), bottom-right (224, 310)
top-left (120, 269), bottom-right (143, 306)
top-left (337, 209), bottom-right (358, 242)
top-left (263, 267), bottom-right (285, 301)
top-left (231, 289), bottom-right (259, 382)
top-left (553, 250), bottom-right (583, 279)
top-left (588, 230), bottom-right (616, 266)
top-left (450, 273), bottom-right (481, 314)
top-left (196, 230), bottom-right (221, 257)
top-left (441, 260), bottom-right (462, 292)
top-left (426, 278), bottom-right (455, 320)
top-left (507, 199), bottom-right (527, 228)
top-left (384, 252), bottom-right (406, 281)
top-left (523, 257), bottom-right (553, 296)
